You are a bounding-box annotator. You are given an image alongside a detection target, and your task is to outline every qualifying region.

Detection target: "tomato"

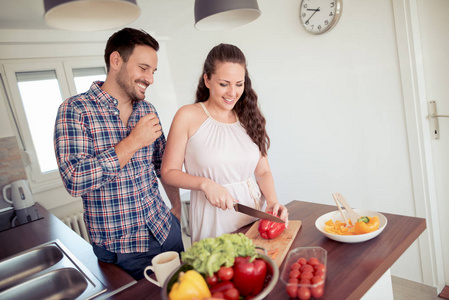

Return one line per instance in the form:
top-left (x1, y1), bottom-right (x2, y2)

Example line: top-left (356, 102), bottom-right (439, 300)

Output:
top-left (218, 266), bottom-right (234, 281)
top-left (314, 263), bottom-right (326, 273)
top-left (312, 275), bottom-right (324, 285)
top-left (289, 269), bottom-right (300, 279)
top-left (206, 273), bottom-right (219, 286)
top-left (288, 277), bottom-right (299, 284)
top-left (286, 257), bottom-right (326, 299)
top-left (301, 264), bottom-right (314, 273)
top-left (291, 262), bottom-right (301, 271)
top-left (210, 281), bottom-right (235, 294)
top-left (286, 283), bottom-right (298, 298)
top-left (297, 286), bottom-right (311, 300)
top-left (311, 284), bottom-right (324, 298)
top-left (212, 291), bottom-right (225, 299)
top-left (300, 271), bottom-right (314, 281)
top-left (297, 257), bottom-right (307, 266)
top-left (308, 257), bottom-right (320, 266)
top-left (224, 288), bottom-right (240, 300)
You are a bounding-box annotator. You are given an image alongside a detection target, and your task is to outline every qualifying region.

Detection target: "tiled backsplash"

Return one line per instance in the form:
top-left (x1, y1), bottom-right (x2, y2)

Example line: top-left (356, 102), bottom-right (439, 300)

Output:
top-left (0, 136), bottom-right (27, 207)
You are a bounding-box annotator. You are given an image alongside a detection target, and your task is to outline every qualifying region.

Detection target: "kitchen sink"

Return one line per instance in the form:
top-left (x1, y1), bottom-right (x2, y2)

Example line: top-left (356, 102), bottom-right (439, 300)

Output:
top-left (0, 239), bottom-right (106, 299)
top-left (0, 243), bottom-right (63, 290)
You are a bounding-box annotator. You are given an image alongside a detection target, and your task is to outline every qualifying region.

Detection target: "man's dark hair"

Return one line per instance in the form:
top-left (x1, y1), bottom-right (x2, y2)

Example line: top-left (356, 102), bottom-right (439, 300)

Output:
top-left (104, 28), bottom-right (159, 72)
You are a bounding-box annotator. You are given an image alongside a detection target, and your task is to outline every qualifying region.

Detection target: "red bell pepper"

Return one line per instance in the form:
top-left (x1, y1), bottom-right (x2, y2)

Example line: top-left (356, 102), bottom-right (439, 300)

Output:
top-left (258, 212), bottom-right (286, 239)
top-left (232, 256), bottom-right (267, 296)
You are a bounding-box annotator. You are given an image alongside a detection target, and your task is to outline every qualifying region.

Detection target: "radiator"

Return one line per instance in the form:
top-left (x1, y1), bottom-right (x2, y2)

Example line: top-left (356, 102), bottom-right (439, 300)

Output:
top-left (61, 212), bottom-right (90, 243)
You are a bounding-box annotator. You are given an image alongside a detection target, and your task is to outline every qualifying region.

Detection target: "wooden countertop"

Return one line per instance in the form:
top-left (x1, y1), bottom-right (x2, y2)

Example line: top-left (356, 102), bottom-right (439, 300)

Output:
top-left (0, 203), bottom-right (136, 298)
top-left (110, 200), bottom-right (426, 300)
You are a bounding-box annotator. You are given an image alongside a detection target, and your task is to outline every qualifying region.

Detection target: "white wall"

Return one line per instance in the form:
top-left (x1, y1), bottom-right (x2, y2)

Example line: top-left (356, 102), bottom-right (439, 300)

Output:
top-left (0, 0), bottom-right (442, 286)
top-left (162, 0), bottom-right (422, 283)
top-left (169, 1), bottom-right (412, 211)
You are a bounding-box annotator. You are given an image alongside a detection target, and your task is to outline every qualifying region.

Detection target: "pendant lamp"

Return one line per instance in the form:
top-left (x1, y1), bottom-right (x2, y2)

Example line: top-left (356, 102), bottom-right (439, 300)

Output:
top-left (194, 0), bottom-right (261, 31)
top-left (43, 0), bottom-right (141, 31)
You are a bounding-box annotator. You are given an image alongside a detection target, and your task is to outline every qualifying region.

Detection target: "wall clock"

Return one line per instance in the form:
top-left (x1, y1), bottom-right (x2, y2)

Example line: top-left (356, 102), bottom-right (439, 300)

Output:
top-left (299, 0), bottom-right (342, 35)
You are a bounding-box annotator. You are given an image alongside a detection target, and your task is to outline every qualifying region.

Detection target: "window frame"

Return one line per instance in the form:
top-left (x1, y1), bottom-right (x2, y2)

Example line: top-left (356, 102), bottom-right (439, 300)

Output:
top-left (1, 56), bottom-right (106, 193)
top-left (63, 57), bottom-right (107, 95)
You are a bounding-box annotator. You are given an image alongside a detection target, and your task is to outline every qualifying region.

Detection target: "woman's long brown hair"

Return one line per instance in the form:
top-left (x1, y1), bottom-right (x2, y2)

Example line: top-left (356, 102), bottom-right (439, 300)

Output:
top-left (195, 44), bottom-right (270, 156)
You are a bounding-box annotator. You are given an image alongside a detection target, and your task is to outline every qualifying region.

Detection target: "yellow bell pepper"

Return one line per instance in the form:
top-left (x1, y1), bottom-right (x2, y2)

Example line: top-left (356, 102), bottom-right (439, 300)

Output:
top-left (168, 270), bottom-right (211, 300)
top-left (354, 216), bottom-right (380, 234)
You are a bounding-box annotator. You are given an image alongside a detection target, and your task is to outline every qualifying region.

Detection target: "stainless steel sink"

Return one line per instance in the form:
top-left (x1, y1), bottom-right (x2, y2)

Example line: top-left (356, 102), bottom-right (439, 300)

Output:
top-left (0, 240), bottom-right (106, 299)
top-left (0, 243), bottom-right (63, 290)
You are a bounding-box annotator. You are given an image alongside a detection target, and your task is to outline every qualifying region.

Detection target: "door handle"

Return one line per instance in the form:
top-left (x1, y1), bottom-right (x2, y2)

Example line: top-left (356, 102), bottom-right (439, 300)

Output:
top-left (428, 101), bottom-right (449, 140)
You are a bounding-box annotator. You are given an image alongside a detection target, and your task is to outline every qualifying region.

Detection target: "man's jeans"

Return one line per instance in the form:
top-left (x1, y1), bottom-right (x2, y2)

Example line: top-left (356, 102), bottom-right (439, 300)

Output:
top-left (92, 213), bottom-right (184, 280)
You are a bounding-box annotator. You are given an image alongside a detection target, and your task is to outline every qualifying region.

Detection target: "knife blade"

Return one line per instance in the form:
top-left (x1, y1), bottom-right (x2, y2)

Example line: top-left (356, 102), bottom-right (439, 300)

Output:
top-left (234, 203), bottom-right (285, 223)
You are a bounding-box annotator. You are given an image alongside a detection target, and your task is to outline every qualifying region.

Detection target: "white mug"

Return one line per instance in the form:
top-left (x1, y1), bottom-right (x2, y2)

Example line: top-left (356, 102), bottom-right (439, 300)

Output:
top-left (144, 251), bottom-right (180, 287)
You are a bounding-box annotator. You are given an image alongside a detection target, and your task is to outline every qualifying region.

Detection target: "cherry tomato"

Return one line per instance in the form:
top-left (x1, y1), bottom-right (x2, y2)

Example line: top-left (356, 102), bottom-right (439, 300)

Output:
top-left (312, 275), bottom-right (324, 285)
top-left (315, 269), bottom-right (325, 277)
top-left (311, 285), bottom-right (324, 298)
top-left (297, 286), bottom-right (311, 300)
top-left (289, 269), bottom-right (300, 279)
top-left (291, 262), bottom-right (301, 271)
top-left (299, 278), bottom-right (311, 285)
top-left (314, 263), bottom-right (326, 273)
top-left (301, 264), bottom-right (314, 273)
top-left (300, 271), bottom-right (314, 281)
top-left (218, 266), bottom-right (234, 281)
top-left (212, 291), bottom-right (225, 299)
top-left (210, 281), bottom-right (235, 294)
top-left (286, 283), bottom-right (298, 298)
top-left (308, 257), bottom-right (320, 266)
top-left (206, 273), bottom-right (219, 286)
top-left (288, 277), bottom-right (299, 284)
top-left (297, 257), bottom-right (307, 266)
top-left (224, 288), bottom-right (240, 300)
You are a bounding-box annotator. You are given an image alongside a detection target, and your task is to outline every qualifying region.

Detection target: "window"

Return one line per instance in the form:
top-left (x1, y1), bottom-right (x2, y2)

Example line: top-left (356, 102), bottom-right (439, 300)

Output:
top-left (16, 70), bottom-right (62, 174)
top-left (1, 57), bottom-right (106, 192)
top-left (73, 67), bottom-right (106, 94)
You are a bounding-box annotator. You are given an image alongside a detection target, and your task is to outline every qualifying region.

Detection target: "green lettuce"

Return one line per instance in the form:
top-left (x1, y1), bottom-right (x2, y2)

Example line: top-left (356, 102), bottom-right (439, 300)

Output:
top-left (181, 233), bottom-right (258, 277)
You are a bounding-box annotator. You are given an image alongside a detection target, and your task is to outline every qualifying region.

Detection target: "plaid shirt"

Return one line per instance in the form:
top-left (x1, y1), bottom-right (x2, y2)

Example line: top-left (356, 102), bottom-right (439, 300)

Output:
top-left (54, 81), bottom-right (172, 253)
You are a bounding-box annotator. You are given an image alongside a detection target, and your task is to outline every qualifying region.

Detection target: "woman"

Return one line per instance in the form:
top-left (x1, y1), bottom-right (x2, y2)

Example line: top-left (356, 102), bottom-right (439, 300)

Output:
top-left (161, 43), bottom-right (288, 242)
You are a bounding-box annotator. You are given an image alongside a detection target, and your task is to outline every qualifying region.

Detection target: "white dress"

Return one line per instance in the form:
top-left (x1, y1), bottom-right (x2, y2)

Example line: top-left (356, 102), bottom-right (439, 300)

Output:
top-left (185, 103), bottom-right (265, 242)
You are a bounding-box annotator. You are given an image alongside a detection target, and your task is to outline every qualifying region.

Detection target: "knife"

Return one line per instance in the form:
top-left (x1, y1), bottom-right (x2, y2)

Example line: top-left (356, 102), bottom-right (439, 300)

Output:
top-left (233, 203), bottom-right (285, 223)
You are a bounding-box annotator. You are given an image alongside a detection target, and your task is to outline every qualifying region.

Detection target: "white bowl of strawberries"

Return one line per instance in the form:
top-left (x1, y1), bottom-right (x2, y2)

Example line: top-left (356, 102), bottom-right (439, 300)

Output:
top-left (280, 247), bottom-right (327, 299)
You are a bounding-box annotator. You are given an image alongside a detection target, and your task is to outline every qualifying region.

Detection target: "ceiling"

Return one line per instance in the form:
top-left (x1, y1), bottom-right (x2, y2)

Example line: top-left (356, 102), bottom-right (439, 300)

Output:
top-left (0, 0), bottom-right (194, 36)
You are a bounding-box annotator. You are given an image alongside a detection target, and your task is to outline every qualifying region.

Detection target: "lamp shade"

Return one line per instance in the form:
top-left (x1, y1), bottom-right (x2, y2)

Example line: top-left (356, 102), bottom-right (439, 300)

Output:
top-left (43, 0), bottom-right (141, 31)
top-left (194, 0), bottom-right (261, 31)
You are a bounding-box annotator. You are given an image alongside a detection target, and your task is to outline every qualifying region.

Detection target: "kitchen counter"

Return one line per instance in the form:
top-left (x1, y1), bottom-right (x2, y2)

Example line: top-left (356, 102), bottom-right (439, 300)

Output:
top-left (111, 200), bottom-right (426, 300)
top-left (0, 203), bottom-right (136, 298)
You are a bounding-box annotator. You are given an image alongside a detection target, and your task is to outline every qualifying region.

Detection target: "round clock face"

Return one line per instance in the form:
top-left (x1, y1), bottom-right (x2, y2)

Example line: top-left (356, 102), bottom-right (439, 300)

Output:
top-left (299, 0), bottom-right (342, 35)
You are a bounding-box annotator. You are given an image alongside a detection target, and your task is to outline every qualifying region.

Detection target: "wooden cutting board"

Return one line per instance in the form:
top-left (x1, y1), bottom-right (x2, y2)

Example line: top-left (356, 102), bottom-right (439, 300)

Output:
top-left (245, 220), bottom-right (302, 267)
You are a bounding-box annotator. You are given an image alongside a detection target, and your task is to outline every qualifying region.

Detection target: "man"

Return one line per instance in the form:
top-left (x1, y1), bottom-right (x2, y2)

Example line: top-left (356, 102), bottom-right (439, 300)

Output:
top-left (54, 28), bottom-right (184, 280)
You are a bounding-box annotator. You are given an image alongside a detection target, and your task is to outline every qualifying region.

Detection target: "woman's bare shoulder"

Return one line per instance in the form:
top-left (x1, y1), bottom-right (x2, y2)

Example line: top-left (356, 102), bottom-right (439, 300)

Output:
top-left (172, 103), bottom-right (207, 135)
top-left (174, 103), bottom-right (204, 120)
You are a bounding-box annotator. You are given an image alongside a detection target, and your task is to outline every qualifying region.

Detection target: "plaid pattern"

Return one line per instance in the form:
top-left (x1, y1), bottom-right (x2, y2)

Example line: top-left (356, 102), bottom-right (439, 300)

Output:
top-left (54, 81), bottom-right (172, 253)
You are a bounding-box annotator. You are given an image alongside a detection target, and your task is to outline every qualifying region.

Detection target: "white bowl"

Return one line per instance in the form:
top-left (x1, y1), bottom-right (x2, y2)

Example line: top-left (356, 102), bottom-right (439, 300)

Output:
top-left (315, 209), bottom-right (387, 243)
